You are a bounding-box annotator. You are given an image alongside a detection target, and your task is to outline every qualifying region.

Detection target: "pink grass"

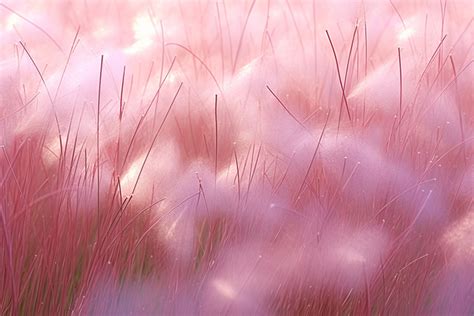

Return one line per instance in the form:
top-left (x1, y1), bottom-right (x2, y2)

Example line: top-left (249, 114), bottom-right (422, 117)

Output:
top-left (0, 0), bottom-right (473, 315)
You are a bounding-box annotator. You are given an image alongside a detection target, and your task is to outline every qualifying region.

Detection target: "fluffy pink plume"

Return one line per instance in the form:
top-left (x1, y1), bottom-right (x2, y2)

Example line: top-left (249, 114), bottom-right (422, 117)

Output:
top-left (0, 0), bottom-right (472, 314)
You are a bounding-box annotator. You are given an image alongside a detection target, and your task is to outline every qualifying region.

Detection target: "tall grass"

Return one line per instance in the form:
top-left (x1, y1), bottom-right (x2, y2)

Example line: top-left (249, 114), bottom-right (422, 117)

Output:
top-left (1, 0), bottom-right (472, 314)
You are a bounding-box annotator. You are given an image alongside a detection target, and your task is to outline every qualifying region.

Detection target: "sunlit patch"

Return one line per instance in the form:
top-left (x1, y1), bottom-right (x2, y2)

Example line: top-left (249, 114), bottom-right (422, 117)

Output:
top-left (224, 56), bottom-right (261, 89)
top-left (442, 211), bottom-right (474, 264)
top-left (120, 156), bottom-right (143, 197)
top-left (398, 27), bottom-right (415, 41)
top-left (43, 142), bottom-right (59, 166)
top-left (5, 14), bottom-right (20, 31)
top-left (216, 162), bottom-right (237, 185)
top-left (321, 228), bottom-right (389, 291)
top-left (164, 211), bottom-right (183, 241)
top-left (42, 137), bottom-right (61, 167)
top-left (120, 141), bottom-right (179, 202)
top-left (124, 13), bottom-right (155, 55)
top-left (268, 6), bottom-right (284, 19)
top-left (348, 63), bottom-right (391, 100)
top-left (92, 23), bottom-right (111, 39)
top-left (168, 72), bottom-right (176, 83)
top-left (228, 57), bottom-right (262, 88)
top-left (238, 60), bottom-right (255, 78)
top-left (213, 278), bottom-right (237, 299)
top-left (337, 246), bottom-right (367, 265)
